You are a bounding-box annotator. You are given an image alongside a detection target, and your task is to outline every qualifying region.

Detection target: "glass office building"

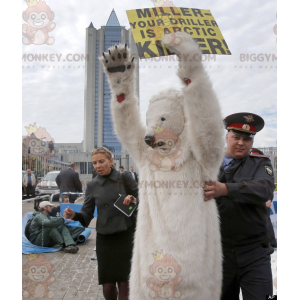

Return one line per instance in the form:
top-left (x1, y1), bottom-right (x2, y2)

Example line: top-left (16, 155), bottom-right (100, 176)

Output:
top-left (103, 12), bottom-right (122, 153)
top-left (83, 10), bottom-right (139, 154)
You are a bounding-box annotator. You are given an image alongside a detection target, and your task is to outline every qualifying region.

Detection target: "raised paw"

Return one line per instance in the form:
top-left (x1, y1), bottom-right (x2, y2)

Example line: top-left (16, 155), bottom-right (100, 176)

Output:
top-left (162, 31), bottom-right (200, 55)
top-left (101, 44), bottom-right (135, 74)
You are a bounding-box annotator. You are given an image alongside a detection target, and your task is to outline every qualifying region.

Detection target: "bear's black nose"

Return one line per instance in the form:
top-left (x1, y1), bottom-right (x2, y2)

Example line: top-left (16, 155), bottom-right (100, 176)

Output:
top-left (144, 135), bottom-right (155, 147)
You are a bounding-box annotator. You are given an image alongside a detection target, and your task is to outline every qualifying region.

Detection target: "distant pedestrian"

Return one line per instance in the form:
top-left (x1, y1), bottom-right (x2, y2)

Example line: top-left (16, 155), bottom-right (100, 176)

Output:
top-left (23, 169), bottom-right (36, 198)
top-left (129, 166), bottom-right (138, 183)
top-left (119, 166), bottom-right (125, 173)
top-left (55, 163), bottom-right (82, 203)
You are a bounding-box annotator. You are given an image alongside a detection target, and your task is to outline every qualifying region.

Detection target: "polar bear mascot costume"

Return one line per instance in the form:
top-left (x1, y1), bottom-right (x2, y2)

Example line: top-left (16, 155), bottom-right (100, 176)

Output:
top-left (101, 32), bottom-right (224, 300)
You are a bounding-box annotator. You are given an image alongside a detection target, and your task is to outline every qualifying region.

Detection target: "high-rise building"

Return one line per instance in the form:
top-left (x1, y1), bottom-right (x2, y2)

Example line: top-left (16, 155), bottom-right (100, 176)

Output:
top-left (83, 9), bottom-right (139, 153)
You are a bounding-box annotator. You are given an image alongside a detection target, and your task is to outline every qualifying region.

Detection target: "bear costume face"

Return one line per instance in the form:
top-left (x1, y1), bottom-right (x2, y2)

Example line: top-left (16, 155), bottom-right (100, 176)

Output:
top-left (146, 89), bottom-right (185, 140)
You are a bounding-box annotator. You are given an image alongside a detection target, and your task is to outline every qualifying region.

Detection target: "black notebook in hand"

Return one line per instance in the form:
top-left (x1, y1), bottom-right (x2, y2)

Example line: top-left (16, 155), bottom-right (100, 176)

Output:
top-left (114, 194), bottom-right (137, 217)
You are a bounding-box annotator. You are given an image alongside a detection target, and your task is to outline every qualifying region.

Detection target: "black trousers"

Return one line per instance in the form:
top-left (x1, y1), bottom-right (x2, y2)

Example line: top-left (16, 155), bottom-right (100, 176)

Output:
top-left (26, 184), bottom-right (35, 198)
top-left (221, 245), bottom-right (274, 300)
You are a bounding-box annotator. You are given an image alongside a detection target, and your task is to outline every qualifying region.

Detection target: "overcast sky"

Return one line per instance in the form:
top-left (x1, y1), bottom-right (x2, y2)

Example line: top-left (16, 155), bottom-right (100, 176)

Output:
top-left (22, 0), bottom-right (277, 147)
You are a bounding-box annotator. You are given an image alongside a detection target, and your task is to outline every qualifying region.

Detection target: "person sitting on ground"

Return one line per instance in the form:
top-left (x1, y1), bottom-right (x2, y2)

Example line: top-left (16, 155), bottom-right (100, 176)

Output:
top-left (28, 201), bottom-right (79, 253)
top-left (50, 195), bottom-right (70, 217)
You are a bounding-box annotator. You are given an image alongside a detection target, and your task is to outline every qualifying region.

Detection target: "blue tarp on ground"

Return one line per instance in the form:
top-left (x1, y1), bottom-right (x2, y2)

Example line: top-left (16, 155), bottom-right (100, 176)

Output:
top-left (22, 212), bottom-right (92, 254)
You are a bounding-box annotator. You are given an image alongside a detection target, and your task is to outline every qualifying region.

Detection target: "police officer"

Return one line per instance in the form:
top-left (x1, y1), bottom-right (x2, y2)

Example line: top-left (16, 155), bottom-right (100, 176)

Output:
top-left (203, 112), bottom-right (275, 300)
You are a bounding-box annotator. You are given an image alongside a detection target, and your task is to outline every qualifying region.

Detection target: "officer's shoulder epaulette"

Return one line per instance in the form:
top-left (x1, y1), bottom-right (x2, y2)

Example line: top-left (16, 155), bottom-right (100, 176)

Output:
top-left (249, 153), bottom-right (269, 158)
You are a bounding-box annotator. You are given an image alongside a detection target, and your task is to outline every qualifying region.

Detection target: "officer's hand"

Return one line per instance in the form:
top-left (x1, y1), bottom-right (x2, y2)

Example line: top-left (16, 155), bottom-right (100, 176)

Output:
top-left (203, 181), bottom-right (228, 201)
top-left (64, 207), bottom-right (75, 219)
top-left (266, 200), bottom-right (272, 208)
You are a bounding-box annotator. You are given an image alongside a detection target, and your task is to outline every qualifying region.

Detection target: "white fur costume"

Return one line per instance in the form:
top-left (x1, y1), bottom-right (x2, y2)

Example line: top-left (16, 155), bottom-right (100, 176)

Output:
top-left (101, 32), bottom-right (224, 300)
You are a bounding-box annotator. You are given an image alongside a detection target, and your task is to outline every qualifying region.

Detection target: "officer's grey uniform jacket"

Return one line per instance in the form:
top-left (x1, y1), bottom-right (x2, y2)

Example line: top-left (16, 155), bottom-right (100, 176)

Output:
top-left (74, 168), bottom-right (138, 235)
top-left (216, 154), bottom-right (275, 249)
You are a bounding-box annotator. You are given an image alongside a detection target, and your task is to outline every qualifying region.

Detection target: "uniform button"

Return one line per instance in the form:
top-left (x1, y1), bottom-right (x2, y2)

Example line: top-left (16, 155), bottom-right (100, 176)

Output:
top-left (104, 204), bottom-right (108, 208)
top-left (107, 218), bottom-right (111, 222)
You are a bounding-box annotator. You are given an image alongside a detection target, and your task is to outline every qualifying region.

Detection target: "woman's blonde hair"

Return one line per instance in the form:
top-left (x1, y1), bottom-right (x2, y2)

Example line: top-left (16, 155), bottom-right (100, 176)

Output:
top-left (91, 146), bottom-right (113, 160)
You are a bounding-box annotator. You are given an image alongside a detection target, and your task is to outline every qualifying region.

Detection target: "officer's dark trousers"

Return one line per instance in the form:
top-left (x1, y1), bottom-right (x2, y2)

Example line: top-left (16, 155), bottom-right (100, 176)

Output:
top-left (221, 245), bottom-right (274, 300)
top-left (33, 225), bottom-right (75, 247)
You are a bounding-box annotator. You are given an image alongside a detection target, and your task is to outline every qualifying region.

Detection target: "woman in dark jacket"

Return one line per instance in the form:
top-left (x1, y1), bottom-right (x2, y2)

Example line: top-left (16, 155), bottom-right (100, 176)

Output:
top-left (64, 147), bottom-right (138, 300)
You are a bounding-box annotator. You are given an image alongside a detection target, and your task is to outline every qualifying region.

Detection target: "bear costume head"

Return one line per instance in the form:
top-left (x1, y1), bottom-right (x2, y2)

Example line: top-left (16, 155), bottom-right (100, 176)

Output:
top-left (145, 88), bottom-right (185, 148)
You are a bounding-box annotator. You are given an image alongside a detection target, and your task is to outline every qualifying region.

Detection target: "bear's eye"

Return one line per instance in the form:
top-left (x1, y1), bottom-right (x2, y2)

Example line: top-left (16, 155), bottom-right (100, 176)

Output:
top-left (161, 117), bottom-right (166, 121)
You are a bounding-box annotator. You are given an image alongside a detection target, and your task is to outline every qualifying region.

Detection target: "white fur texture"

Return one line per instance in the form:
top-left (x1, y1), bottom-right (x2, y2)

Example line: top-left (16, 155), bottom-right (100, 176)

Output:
top-left (101, 32), bottom-right (224, 300)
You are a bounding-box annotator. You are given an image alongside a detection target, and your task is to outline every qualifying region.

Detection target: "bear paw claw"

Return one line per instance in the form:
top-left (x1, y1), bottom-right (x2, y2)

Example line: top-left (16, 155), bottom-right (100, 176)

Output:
top-left (101, 44), bottom-right (135, 74)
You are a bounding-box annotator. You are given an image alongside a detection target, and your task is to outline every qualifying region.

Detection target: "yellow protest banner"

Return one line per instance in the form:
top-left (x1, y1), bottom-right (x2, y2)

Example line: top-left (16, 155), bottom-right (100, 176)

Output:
top-left (126, 7), bottom-right (231, 58)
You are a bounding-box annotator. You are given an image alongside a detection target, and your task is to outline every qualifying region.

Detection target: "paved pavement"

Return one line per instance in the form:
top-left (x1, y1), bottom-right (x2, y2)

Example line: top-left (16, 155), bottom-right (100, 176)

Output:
top-left (22, 200), bottom-right (277, 299)
top-left (22, 199), bottom-right (105, 300)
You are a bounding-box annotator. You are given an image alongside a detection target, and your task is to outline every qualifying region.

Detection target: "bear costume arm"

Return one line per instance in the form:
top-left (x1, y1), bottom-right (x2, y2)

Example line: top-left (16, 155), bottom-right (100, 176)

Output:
top-left (162, 32), bottom-right (224, 180)
top-left (100, 46), bottom-right (147, 164)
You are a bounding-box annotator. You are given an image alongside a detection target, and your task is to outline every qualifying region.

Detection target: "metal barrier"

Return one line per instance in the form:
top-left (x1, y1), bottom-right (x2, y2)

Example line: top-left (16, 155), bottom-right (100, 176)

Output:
top-left (22, 195), bottom-right (50, 203)
top-left (49, 192), bottom-right (60, 203)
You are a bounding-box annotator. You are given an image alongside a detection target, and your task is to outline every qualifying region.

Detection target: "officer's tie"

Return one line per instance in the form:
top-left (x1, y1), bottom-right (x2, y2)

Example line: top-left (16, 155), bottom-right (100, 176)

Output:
top-left (224, 159), bottom-right (237, 173)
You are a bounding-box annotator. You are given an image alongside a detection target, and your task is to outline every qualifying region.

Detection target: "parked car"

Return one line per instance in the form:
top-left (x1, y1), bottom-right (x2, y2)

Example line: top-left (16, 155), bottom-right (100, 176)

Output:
top-left (35, 171), bottom-right (60, 201)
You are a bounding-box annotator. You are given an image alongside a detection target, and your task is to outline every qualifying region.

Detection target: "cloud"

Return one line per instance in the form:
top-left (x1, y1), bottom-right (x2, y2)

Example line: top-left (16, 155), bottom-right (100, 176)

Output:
top-left (22, 0), bottom-right (277, 147)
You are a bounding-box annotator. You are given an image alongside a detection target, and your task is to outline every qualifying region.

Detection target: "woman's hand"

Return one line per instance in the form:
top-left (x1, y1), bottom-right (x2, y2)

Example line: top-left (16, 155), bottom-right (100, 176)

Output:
top-left (63, 207), bottom-right (75, 219)
top-left (123, 195), bottom-right (137, 205)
